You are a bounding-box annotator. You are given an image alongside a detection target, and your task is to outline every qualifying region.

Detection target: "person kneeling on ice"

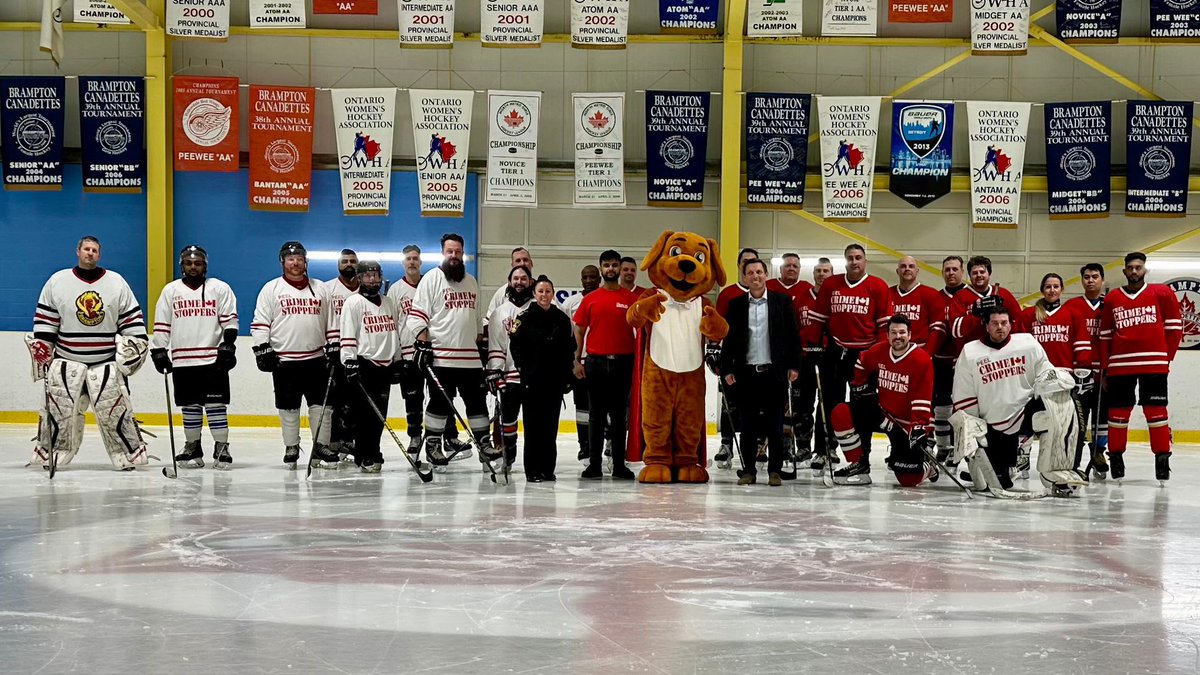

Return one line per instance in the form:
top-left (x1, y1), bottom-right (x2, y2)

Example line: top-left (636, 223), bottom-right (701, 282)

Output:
top-left (830, 314), bottom-right (937, 487)
top-left (950, 305), bottom-right (1088, 498)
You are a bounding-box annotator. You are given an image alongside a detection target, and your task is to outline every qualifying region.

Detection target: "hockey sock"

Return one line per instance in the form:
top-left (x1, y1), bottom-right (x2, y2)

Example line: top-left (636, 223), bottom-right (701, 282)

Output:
top-left (1107, 407), bottom-right (1131, 454)
top-left (1145, 406), bottom-right (1171, 455)
top-left (468, 415), bottom-right (491, 442)
top-left (934, 405), bottom-right (953, 449)
top-left (182, 405), bottom-right (203, 443)
top-left (830, 403), bottom-right (862, 463)
top-left (206, 405), bottom-right (229, 443)
top-left (424, 412), bottom-right (447, 436)
top-left (576, 409), bottom-right (589, 443)
top-left (309, 405), bottom-right (332, 444)
top-left (279, 409), bottom-right (302, 446)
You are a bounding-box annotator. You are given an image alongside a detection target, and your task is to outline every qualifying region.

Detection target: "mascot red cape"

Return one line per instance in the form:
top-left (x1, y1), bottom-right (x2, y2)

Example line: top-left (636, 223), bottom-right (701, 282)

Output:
top-left (625, 231), bottom-right (729, 483)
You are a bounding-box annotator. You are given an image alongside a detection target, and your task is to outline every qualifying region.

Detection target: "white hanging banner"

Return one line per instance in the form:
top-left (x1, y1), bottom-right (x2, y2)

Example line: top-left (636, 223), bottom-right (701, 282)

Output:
top-left (573, 92), bottom-right (625, 206)
top-left (330, 88), bottom-right (396, 215)
top-left (398, 0), bottom-right (456, 46)
top-left (821, 0), bottom-right (878, 35)
top-left (818, 96), bottom-right (881, 222)
top-left (410, 89), bottom-right (474, 217)
top-left (967, 100), bottom-right (1031, 229)
top-left (571, 0), bottom-right (630, 49)
top-left (250, 0), bottom-right (307, 28)
top-left (747, 0), bottom-right (803, 36)
top-left (970, 0), bottom-right (1030, 54)
top-left (486, 91), bottom-right (541, 207)
top-left (166, 0), bottom-right (230, 39)
top-left (481, 0), bottom-right (544, 46)
top-left (74, 0), bottom-right (131, 24)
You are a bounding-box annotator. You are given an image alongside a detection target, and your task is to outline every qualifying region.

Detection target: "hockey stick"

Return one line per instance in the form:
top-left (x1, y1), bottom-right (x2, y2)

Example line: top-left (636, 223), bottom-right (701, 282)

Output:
top-left (1082, 372), bottom-right (1105, 479)
top-left (779, 384), bottom-right (798, 480)
top-left (716, 377), bottom-right (747, 476)
top-left (917, 440), bottom-right (973, 499)
top-left (305, 363), bottom-right (338, 480)
top-left (45, 371), bottom-right (58, 480)
top-left (356, 379), bottom-right (434, 482)
top-left (424, 364), bottom-right (507, 485)
top-left (490, 391), bottom-right (509, 484)
top-left (161, 373), bottom-right (178, 479)
top-left (812, 363), bottom-right (835, 488)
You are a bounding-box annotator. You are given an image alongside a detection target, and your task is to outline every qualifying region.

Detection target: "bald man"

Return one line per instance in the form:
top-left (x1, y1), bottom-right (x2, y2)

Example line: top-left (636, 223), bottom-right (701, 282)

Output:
top-left (888, 256), bottom-right (946, 355)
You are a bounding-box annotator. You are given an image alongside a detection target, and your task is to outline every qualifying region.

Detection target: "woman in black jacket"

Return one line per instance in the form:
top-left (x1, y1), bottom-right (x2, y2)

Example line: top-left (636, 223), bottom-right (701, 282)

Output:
top-left (510, 276), bottom-right (576, 482)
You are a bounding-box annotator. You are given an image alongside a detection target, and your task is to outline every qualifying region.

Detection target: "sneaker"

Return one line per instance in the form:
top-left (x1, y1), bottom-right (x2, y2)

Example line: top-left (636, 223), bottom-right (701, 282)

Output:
top-left (833, 459), bottom-right (872, 485)
top-left (213, 441), bottom-right (232, 469)
top-left (310, 443), bottom-right (340, 469)
top-left (768, 472), bottom-right (782, 487)
top-left (1108, 451), bottom-right (1125, 480)
top-left (426, 437), bottom-right (448, 466)
top-left (612, 466), bottom-right (635, 480)
top-left (283, 445), bottom-right (301, 469)
top-left (1156, 452), bottom-right (1171, 483)
top-left (737, 473), bottom-right (756, 485)
top-left (176, 440), bottom-right (205, 468)
top-left (445, 437), bottom-right (473, 462)
top-left (542, 473), bottom-right (557, 482)
top-left (580, 464), bottom-right (603, 479)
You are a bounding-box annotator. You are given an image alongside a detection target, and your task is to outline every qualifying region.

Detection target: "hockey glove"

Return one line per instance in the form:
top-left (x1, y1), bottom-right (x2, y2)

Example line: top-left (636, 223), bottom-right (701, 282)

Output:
top-left (971, 295), bottom-right (1002, 318)
top-left (24, 335), bottom-right (54, 381)
top-left (344, 358), bottom-right (360, 383)
top-left (324, 342), bottom-right (341, 370)
top-left (485, 369), bottom-right (505, 394)
top-left (217, 342), bottom-right (236, 371)
top-left (253, 344), bottom-right (280, 372)
top-left (414, 339), bottom-right (434, 373)
top-left (1073, 368), bottom-right (1095, 395)
top-left (704, 342), bottom-right (722, 375)
top-left (909, 427), bottom-right (933, 454)
top-left (849, 382), bottom-right (876, 403)
top-left (150, 348), bottom-right (173, 374)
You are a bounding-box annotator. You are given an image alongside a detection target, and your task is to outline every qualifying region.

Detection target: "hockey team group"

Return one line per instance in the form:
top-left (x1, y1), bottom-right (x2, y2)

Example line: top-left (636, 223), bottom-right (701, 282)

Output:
top-left (27, 234), bottom-right (1182, 497)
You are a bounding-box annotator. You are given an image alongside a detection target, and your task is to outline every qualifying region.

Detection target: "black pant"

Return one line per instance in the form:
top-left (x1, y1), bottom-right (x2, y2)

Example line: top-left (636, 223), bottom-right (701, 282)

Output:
top-left (719, 387), bottom-right (740, 442)
top-left (736, 368), bottom-right (788, 475)
top-left (424, 366), bottom-right (490, 440)
top-left (349, 360), bottom-right (391, 464)
top-left (982, 398), bottom-right (1042, 484)
top-left (400, 361), bottom-right (465, 442)
top-left (850, 398), bottom-right (911, 461)
top-left (820, 345), bottom-right (861, 452)
top-left (524, 384), bottom-right (563, 478)
top-left (584, 354), bottom-right (633, 468)
top-left (1077, 385), bottom-right (1108, 463)
top-left (271, 358), bottom-right (329, 410)
top-left (572, 383), bottom-right (589, 453)
top-left (792, 354), bottom-right (829, 452)
top-left (501, 383), bottom-right (524, 464)
top-left (329, 364), bottom-right (355, 446)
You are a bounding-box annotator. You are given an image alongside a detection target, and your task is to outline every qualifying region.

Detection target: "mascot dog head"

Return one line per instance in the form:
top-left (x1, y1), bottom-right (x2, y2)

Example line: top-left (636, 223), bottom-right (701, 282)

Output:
top-left (641, 231), bottom-right (726, 302)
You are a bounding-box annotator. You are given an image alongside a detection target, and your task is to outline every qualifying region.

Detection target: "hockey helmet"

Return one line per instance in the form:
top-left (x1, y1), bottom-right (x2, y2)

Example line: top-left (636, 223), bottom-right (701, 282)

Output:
top-left (356, 260), bottom-right (383, 277)
top-left (279, 241), bottom-right (307, 260)
top-left (179, 244), bottom-right (208, 262)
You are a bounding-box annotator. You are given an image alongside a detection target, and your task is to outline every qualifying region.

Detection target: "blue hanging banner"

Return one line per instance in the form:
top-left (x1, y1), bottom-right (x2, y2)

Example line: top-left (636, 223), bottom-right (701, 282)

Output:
top-left (1044, 101), bottom-right (1110, 219)
top-left (1056, 0), bottom-right (1121, 42)
top-left (0, 76), bottom-right (65, 191)
top-left (645, 90), bottom-right (710, 207)
top-left (79, 76), bottom-right (145, 194)
top-left (1126, 100), bottom-right (1192, 217)
top-left (1151, 0), bottom-right (1200, 39)
top-left (888, 100), bottom-right (953, 208)
top-left (745, 92), bottom-right (810, 209)
top-left (659, 0), bottom-right (718, 33)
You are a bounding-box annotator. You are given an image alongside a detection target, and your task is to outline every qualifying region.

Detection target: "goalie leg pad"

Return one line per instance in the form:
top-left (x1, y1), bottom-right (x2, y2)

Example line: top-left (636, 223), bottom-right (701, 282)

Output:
top-left (39, 359), bottom-right (89, 467)
top-left (87, 363), bottom-right (147, 469)
top-left (830, 403), bottom-right (862, 463)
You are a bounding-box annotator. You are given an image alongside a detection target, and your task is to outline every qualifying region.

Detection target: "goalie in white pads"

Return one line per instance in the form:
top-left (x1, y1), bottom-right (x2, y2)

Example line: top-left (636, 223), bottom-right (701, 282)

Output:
top-left (28, 236), bottom-right (150, 471)
top-left (950, 306), bottom-right (1087, 497)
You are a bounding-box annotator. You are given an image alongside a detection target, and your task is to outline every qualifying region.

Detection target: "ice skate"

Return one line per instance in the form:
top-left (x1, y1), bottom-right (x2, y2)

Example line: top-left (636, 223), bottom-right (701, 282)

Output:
top-left (212, 441), bottom-right (232, 469)
top-left (603, 439), bottom-right (613, 473)
top-left (833, 459), bottom-right (872, 485)
top-left (1156, 452), bottom-right (1171, 487)
top-left (1014, 436), bottom-right (1032, 480)
top-left (1108, 451), bottom-right (1125, 484)
top-left (283, 445), bottom-right (301, 470)
top-left (755, 441), bottom-right (767, 471)
top-left (310, 443), bottom-right (340, 469)
top-left (360, 459), bottom-right (382, 474)
top-left (406, 436), bottom-right (422, 463)
top-left (714, 440), bottom-right (733, 470)
top-left (1090, 448), bottom-right (1108, 481)
top-left (577, 447), bottom-right (590, 466)
top-left (426, 437), bottom-right (449, 473)
top-left (176, 440), bottom-right (205, 469)
top-left (445, 437), bottom-right (473, 462)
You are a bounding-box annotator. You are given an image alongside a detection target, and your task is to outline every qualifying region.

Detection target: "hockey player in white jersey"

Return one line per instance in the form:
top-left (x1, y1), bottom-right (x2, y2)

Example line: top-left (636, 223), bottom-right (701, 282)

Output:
top-left (251, 241), bottom-right (339, 470)
top-left (151, 245), bottom-right (238, 468)
top-left (487, 265), bottom-right (535, 467)
top-left (340, 260), bottom-right (402, 473)
top-left (407, 233), bottom-right (501, 469)
top-left (324, 248), bottom-right (360, 460)
top-left (28, 236), bottom-right (151, 471)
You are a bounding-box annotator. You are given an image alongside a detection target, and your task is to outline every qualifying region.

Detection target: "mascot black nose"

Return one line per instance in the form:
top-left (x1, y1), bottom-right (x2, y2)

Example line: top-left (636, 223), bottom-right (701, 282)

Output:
top-left (678, 259), bottom-right (696, 274)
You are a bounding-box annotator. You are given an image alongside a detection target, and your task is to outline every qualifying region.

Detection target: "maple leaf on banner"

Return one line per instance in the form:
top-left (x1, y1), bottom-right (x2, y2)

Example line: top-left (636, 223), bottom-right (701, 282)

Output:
top-left (503, 108), bottom-right (525, 128)
top-left (588, 110), bottom-right (609, 130)
top-left (847, 144), bottom-right (864, 168)
top-left (440, 139), bottom-right (457, 161)
top-left (364, 136), bottom-right (381, 160)
top-left (995, 150), bottom-right (1011, 174)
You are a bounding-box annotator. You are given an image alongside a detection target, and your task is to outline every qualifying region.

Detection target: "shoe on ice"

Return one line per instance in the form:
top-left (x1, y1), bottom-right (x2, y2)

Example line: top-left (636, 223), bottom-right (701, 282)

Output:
top-left (833, 459), bottom-right (872, 485)
top-left (580, 464), bottom-right (603, 479)
top-left (612, 465), bottom-right (635, 480)
top-left (737, 473), bottom-right (756, 485)
top-left (176, 440), bottom-right (205, 468)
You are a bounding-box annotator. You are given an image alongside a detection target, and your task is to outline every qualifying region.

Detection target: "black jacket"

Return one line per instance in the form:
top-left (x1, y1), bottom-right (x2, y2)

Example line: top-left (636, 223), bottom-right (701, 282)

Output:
top-left (720, 290), bottom-right (801, 379)
top-left (510, 303), bottom-right (576, 391)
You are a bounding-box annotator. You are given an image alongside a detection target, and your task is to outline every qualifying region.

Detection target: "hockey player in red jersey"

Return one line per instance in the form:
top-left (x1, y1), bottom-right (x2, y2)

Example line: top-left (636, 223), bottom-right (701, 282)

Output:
top-left (949, 255), bottom-right (1025, 347)
top-left (889, 255), bottom-right (946, 353)
top-left (1098, 252), bottom-right (1183, 484)
top-left (791, 257), bottom-right (836, 465)
top-left (1063, 263), bottom-right (1108, 477)
top-left (829, 314), bottom-right (937, 486)
top-left (933, 255), bottom-right (967, 460)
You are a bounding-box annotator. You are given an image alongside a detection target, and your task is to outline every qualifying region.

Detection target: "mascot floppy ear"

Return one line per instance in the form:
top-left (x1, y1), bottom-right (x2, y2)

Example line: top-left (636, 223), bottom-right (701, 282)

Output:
top-left (706, 238), bottom-right (727, 288)
top-left (641, 230), bottom-right (674, 271)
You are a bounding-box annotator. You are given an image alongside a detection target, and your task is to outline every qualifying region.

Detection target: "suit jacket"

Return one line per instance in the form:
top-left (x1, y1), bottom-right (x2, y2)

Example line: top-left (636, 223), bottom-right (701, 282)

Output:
top-left (720, 290), bottom-right (801, 380)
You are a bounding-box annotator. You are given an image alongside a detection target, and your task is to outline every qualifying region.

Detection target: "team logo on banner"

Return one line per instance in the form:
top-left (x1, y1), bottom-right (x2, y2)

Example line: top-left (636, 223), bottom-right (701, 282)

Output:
top-left (746, 93), bottom-right (810, 208)
top-left (250, 0), bottom-right (306, 27)
top-left (1, 77), bottom-right (65, 190)
top-left (166, 0), bottom-right (230, 39)
top-left (889, 101), bottom-right (953, 208)
top-left (399, 0), bottom-right (456, 45)
top-left (818, 96), bottom-right (880, 221)
top-left (1044, 101), bottom-right (1110, 219)
top-left (75, 0), bottom-right (131, 24)
top-left (889, 0), bottom-right (951, 22)
top-left (646, 90), bottom-right (710, 207)
top-left (249, 86), bottom-right (315, 212)
top-left (1126, 100), bottom-right (1193, 217)
top-left (571, 0), bottom-right (630, 48)
top-left (314, 0), bottom-right (377, 13)
top-left (1057, 0), bottom-right (1120, 42)
top-left (967, 101), bottom-right (1030, 228)
top-left (174, 77), bottom-right (238, 172)
top-left (331, 88), bottom-right (395, 215)
top-left (822, 0), bottom-right (878, 35)
top-left (1167, 278), bottom-right (1200, 349)
top-left (486, 91), bottom-right (541, 207)
top-left (747, 0), bottom-right (803, 35)
top-left (79, 76), bottom-right (144, 193)
top-left (482, 0), bottom-right (544, 46)
top-left (1151, 0), bottom-right (1200, 38)
top-left (573, 93), bottom-right (625, 205)
top-left (660, 0), bottom-right (718, 32)
top-left (410, 90), bottom-right (473, 216)
top-left (970, 0), bottom-right (1030, 54)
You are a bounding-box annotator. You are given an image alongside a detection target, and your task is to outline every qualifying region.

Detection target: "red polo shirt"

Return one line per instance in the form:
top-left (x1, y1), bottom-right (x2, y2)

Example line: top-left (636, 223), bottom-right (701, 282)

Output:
top-left (574, 286), bottom-right (638, 356)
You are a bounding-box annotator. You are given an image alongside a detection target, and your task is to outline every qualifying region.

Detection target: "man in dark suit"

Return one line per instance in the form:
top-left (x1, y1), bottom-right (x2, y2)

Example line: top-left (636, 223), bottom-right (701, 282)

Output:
top-left (720, 258), bottom-right (801, 486)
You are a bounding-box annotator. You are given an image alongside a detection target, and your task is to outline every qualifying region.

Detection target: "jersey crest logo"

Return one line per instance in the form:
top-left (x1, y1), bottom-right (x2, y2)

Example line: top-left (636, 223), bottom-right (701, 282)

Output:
top-left (75, 290), bottom-right (105, 327)
top-left (1167, 277), bottom-right (1200, 350)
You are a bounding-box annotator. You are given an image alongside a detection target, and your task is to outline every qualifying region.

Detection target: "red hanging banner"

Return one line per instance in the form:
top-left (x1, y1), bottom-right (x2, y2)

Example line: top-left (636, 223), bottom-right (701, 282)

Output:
top-left (888, 0), bottom-right (952, 23)
top-left (173, 76), bottom-right (239, 172)
top-left (313, 0), bottom-right (378, 14)
top-left (249, 85), bottom-right (315, 212)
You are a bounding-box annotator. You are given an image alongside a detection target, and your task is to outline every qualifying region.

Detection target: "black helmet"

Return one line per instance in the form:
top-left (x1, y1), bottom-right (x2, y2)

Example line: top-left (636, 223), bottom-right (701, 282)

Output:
top-left (279, 241), bottom-right (307, 260)
top-left (355, 260), bottom-right (382, 276)
top-left (179, 244), bottom-right (208, 262)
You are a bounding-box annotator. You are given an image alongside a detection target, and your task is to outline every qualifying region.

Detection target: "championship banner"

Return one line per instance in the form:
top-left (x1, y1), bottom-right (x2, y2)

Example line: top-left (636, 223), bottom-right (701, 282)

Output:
top-left (1044, 101), bottom-right (1110, 219)
top-left (571, 0), bottom-right (630, 49)
top-left (486, 91), bottom-right (541, 207)
top-left (74, 0), bottom-right (131, 24)
top-left (482, 0), bottom-right (544, 46)
top-left (166, 0), bottom-right (229, 39)
top-left (79, 76), bottom-right (144, 193)
top-left (659, 0), bottom-right (719, 33)
top-left (1126, 100), bottom-right (1193, 217)
top-left (970, 0), bottom-right (1029, 54)
top-left (174, 76), bottom-right (238, 172)
top-left (747, 0), bottom-right (803, 35)
top-left (889, 101), bottom-right (953, 209)
top-left (399, 0), bottom-right (455, 46)
top-left (331, 88), bottom-right (395, 215)
top-left (745, 93), bottom-right (810, 209)
top-left (249, 85), bottom-right (315, 212)
top-left (573, 92), bottom-right (625, 206)
top-left (0, 77), bottom-right (65, 191)
top-left (250, 0), bottom-right (306, 28)
top-left (822, 0), bottom-right (878, 35)
top-left (410, 90), bottom-right (473, 216)
top-left (1151, 0), bottom-right (1200, 39)
top-left (1056, 0), bottom-right (1120, 42)
top-left (967, 101), bottom-right (1030, 229)
top-left (314, 0), bottom-right (377, 13)
top-left (818, 96), bottom-right (880, 222)
top-left (888, 0), bottom-right (951, 23)
top-left (645, 90), bottom-right (710, 207)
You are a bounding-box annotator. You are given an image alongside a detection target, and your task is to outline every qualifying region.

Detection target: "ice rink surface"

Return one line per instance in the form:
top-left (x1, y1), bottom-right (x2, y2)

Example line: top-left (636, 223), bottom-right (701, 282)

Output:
top-left (2, 426), bottom-right (1200, 674)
